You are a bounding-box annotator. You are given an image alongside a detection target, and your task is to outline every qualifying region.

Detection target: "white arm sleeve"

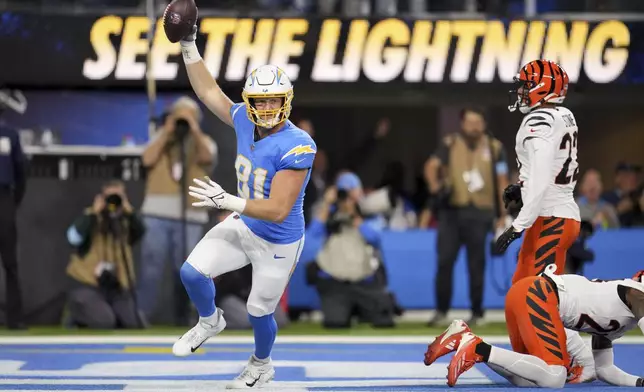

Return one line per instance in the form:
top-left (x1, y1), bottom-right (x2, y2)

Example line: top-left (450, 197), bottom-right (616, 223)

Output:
top-left (512, 137), bottom-right (556, 231)
top-left (593, 347), bottom-right (642, 386)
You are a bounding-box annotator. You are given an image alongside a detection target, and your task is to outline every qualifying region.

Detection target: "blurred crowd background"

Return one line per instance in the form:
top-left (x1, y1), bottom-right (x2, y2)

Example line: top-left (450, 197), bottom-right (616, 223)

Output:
top-left (0, 0), bottom-right (643, 331)
top-left (4, 0), bottom-right (644, 14)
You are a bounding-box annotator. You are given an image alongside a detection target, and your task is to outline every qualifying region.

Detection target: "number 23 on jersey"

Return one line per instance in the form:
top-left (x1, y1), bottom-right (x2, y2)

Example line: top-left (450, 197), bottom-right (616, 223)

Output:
top-left (235, 154), bottom-right (268, 199)
top-left (555, 131), bottom-right (579, 185)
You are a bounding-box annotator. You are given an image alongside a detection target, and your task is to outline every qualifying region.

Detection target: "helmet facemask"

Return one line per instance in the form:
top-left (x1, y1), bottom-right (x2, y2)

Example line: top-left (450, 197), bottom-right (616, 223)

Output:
top-left (508, 77), bottom-right (536, 114)
top-left (242, 91), bottom-right (293, 129)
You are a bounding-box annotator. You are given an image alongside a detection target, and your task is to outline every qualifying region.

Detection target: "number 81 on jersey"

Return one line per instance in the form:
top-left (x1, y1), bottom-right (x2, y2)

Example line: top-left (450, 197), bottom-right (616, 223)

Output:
top-left (235, 155), bottom-right (268, 199)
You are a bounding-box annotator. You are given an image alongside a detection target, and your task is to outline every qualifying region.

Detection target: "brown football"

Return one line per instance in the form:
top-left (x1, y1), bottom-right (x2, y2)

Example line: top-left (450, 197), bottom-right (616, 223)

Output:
top-left (163, 0), bottom-right (198, 43)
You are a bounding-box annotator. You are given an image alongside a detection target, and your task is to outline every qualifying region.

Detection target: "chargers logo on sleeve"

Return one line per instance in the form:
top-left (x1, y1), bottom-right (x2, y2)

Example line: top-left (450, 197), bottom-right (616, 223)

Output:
top-left (280, 144), bottom-right (316, 161)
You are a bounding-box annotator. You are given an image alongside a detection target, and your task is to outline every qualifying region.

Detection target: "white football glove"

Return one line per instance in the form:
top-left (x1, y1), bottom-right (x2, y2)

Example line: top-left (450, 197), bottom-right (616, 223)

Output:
top-left (188, 177), bottom-right (247, 213)
top-left (189, 177), bottom-right (228, 209)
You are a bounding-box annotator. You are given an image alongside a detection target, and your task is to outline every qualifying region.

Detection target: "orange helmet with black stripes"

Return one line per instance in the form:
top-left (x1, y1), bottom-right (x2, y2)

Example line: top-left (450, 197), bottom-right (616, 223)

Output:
top-left (508, 59), bottom-right (569, 114)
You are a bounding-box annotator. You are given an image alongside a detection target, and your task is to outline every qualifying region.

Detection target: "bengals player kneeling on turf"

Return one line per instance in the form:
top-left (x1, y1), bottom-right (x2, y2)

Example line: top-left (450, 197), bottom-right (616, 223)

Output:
top-left (425, 265), bottom-right (644, 388)
top-left (493, 59), bottom-right (595, 382)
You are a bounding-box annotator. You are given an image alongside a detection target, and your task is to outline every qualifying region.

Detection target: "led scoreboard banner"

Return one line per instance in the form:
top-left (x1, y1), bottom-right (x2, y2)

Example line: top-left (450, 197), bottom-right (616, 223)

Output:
top-left (0, 12), bottom-right (640, 87)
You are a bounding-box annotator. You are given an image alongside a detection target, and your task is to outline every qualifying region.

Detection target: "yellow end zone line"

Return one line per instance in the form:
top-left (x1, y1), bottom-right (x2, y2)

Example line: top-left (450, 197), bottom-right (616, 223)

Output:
top-left (0, 335), bottom-right (642, 345)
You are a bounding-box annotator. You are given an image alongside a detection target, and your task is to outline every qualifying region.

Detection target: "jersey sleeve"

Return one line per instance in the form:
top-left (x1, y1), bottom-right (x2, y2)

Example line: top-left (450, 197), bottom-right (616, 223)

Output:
top-left (278, 138), bottom-right (317, 171)
top-left (230, 103), bottom-right (246, 126)
top-left (520, 110), bottom-right (556, 144)
top-left (230, 102), bottom-right (246, 122)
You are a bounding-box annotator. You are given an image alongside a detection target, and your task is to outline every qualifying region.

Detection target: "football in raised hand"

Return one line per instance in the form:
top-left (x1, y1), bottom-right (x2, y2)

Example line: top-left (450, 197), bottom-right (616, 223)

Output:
top-left (162, 0), bottom-right (198, 43)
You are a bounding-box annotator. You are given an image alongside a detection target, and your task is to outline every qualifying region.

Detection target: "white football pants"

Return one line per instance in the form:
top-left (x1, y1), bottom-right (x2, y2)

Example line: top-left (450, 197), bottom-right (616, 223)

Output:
top-left (186, 213), bottom-right (304, 317)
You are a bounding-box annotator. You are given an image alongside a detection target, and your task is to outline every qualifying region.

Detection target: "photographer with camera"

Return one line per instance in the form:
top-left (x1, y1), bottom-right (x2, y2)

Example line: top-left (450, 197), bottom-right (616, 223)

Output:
top-left (307, 172), bottom-right (395, 329)
top-left (65, 180), bottom-right (146, 329)
top-left (138, 97), bottom-right (217, 325)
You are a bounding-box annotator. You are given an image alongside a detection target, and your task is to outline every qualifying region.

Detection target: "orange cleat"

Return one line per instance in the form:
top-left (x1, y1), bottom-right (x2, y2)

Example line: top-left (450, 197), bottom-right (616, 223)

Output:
top-left (424, 319), bottom-right (471, 366)
top-left (447, 332), bottom-right (484, 387)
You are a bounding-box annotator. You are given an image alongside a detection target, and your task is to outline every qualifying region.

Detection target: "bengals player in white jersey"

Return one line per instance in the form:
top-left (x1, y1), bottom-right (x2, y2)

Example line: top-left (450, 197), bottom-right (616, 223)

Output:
top-left (424, 265), bottom-right (644, 388)
top-left (494, 59), bottom-right (580, 280)
top-left (489, 59), bottom-right (595, 383)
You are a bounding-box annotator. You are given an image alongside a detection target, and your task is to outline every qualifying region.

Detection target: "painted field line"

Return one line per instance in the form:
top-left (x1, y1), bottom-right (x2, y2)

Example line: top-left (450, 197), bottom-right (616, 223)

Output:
top-left (0, 335), bottom-right (643, 345)
top-left (0, 378), bottom-right (493, 387)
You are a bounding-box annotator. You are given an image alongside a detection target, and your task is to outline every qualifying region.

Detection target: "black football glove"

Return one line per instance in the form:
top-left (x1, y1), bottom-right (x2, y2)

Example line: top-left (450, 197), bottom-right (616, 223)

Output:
top-left (181, 25), bottom-right (198, 43)
top-left (495, 226), bottom-right (522, 254)
top-left (503, 183), bottom-right (523, 209)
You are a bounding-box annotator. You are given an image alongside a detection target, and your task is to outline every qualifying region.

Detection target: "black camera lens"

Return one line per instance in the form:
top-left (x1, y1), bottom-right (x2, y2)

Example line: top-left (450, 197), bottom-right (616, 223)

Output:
top-left (175, 118), bottom-right (190, 139)
top-left (105, 194), bottom-right (122, 208)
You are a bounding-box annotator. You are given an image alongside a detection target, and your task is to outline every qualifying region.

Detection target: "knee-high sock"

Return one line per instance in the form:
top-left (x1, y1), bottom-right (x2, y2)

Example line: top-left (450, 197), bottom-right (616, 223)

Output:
top-left (565, 328), bottom-right (594, 367)
top-left (249, 313), bottom-right (277, 360)
top-left (180, 262), bottom-right (216, 318)
top-left (487, 345), bottom-right (567, 388)
top-left (486, 363), bottom-right (538, 387)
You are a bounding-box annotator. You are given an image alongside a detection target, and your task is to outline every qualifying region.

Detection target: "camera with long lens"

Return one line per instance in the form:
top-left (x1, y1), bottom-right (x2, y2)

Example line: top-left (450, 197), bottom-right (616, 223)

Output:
top-left (101, 193), bottom-right (124, 235)
top-left (326, 190), bottom-right (360, 234)
top-left (174, 118), bottom-right (191, 141)
top-left (104, 194), bottom-right (122, 211)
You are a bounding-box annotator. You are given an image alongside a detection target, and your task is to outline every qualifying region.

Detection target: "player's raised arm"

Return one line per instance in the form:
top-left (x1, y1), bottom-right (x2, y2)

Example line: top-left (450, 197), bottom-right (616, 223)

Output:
top-left (590, 286), bottom-right (644, 387)
top-left (179, 27), bottom-right (234, 127)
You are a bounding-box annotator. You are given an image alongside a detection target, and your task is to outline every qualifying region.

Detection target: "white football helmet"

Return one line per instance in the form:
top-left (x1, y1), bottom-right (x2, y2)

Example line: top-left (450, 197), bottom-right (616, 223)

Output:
top-left (241, 65), bottom-right (294, 129)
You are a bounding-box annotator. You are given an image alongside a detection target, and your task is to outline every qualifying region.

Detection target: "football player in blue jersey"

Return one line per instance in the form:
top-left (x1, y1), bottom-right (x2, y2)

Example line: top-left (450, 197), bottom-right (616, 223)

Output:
top-left (170, 20), bottom-right (316, 389)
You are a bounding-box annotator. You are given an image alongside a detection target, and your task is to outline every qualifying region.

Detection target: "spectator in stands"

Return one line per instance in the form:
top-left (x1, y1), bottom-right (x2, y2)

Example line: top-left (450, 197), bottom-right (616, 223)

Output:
top-left (138, 97), bottom-right (217, 325)
top-left (306, 173), bottom-right (395, 328)
top-left (328, 117), bottom-right (391, 186)
top-left (602, 162), bottom-right (644, 227)
top-left (359, 160), bottom-right (417, 230)
top-left (424, 107), bottom-right (509, 327)
top-left (65, 180), bottom-right (145, 329)
top-left (577, 169), bottom-right (620, 229)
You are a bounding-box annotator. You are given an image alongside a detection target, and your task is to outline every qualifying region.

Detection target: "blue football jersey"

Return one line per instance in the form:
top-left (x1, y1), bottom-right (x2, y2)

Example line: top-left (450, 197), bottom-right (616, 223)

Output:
top-left (230, 103), bottom-right (316, 244)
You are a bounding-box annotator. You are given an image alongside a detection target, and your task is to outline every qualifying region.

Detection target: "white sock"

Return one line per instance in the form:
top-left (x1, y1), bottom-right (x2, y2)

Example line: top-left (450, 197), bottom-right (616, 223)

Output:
top-left (252, 354), bottom-right (270, 364)
top-left (199, 308), bottom-right (220, 328)
top-left (565, 328), bottom-right (594, 367)
top-left (488, 346), bottom-right (567, 388)
top-left (487, 363), bottom-right (537, 387)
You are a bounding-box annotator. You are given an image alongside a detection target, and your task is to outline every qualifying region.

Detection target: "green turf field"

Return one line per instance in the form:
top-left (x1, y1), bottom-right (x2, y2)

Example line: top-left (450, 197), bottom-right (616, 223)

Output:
top-left (0, 321), bottom-right (508, 336)
top-left (1, 322), bottom-right (638, 337)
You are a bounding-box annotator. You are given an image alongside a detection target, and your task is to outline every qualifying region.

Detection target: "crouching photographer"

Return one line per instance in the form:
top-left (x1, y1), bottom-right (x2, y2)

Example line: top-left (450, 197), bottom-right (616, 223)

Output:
top-left (307, 173), bottom-right (395, 329)
top-left (65, 180), bottom-right (146, 329)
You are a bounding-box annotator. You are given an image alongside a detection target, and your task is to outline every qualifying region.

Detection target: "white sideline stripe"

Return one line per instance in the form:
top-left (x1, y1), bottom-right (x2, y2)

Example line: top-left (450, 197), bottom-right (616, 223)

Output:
top-left (0, 335), bottom-right (643, 344)
top-left (0, 378), bottom-right (493, 386)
